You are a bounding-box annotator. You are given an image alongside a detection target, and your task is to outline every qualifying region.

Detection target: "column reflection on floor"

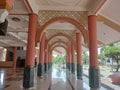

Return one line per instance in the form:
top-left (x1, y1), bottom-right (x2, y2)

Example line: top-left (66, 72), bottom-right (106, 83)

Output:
top-left (0, 70), bottom-right (5, 90)
top-left (51, 68), bottom-right (72, 90)
top-left (36, 67), bottom-right (90, 90)
top-left (0, 68), bottom-right (86, 90)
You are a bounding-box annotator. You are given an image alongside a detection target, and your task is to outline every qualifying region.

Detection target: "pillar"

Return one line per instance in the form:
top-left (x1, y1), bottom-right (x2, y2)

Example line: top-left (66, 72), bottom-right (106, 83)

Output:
top-left (71, 43), bottom-right (75, 74)
top-left (68, 45), bottom-right (71, 71)
top-left (13, 47), bottom-right (17, 71)
top-left (49, 51), bottom-right (52, 70)
top-left (23, 13), bottom-right (38, 89)
top-left (47, 52), bottom-right (50, 71)
top-left (48, 50), bottom-right (52, 71)
top-left (0, 48), bottom-right (3, 61)
top-left (37, 32), bottom-right (46, 77)
top-left (44, 48), bottom-right (48, 73)
top-left (5, 49), bottom-right (9, 61)
top-left (76, 33), bottom-right (82, 79)
top-left (88, 15), bottom-right (100, 90)
top-left (47, 52), bottom-right (49, 70)
top-left (66, 51), bottom-right (69, 70)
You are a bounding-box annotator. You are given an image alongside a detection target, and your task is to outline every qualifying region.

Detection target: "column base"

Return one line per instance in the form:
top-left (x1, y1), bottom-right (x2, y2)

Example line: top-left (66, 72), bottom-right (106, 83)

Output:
top-left (67, 62), bottom-right (70, 71)
top-left (68, 63), bottom-right (71, 71)
top-left (23, 66), bottom-right (34, 89)
top-left (89, 67), bottom-right (100, 89)
top-left (71, 63), bottom-right (75, 74)
top-left (48, 63), bottom-right (52, 70)
top-left (37, 63), bottom-right (44, 77)
top-left (77, 64), bottom-right (82, 79)
top-left (44, 63), bottom-right (48, 73)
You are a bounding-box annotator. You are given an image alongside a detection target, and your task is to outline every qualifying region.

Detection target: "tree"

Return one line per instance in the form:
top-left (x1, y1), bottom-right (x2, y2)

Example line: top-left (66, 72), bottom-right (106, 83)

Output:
top-left (104, 43), bottom-right (120, 72)
top-left (82, 51), bottom-right (89, 65)
top-left (98, 47), bottom-right (106, 65)
top-left (52, 54), bottom-right (66, 66)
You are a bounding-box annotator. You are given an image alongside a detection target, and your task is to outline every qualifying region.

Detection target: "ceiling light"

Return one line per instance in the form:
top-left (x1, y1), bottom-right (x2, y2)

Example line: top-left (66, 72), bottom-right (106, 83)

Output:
top-left (11, 17), bottom-right (20, 22)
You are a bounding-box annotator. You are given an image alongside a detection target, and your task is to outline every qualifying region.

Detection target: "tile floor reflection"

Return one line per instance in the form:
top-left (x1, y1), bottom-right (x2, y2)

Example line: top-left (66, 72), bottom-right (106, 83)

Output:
top-left (0, 68), bottom-right (108, 90)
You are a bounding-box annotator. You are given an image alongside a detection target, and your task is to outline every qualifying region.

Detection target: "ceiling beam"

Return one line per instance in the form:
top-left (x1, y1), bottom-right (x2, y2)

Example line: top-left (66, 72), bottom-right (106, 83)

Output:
top-left (97, 14), bottom-right (120, 32)
top-left (0, 42), bottom-right (8, 47)
top-left (7, 30), bottom-right (28, 32)
top-left (0, 41), bottom-right (12, 47)
top-left (7, 32), bottom-right (26, 45)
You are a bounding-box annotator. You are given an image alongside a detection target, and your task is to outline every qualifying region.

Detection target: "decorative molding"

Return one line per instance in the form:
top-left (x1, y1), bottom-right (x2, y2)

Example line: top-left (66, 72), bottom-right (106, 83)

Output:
top-left (39, 10), bottom-right (87, 27)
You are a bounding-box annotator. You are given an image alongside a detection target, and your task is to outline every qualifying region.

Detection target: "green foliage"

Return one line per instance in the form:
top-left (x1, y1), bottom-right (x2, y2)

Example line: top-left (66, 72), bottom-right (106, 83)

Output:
top-left (99, 47), bottom-right (106, 62)
top-left (82, 51), bottom-right (89, 64)
top-left (104, 44), bottom-right (120, 58)
top-left (52, 54), bottom-right (66, 65)
top-left (104, 43), bottom-right (120, 71)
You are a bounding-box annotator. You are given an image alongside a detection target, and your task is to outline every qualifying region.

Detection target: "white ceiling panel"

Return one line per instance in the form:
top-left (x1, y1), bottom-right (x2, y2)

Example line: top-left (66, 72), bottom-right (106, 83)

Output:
top-left (99, 0), bottom-right (120, 25)
top-left (97, 22), bottom-right (120, 45)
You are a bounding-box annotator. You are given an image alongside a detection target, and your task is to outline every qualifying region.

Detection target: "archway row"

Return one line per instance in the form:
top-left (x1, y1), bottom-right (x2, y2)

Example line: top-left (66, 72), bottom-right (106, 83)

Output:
top-left (37, 17), bottom-right (88, 46)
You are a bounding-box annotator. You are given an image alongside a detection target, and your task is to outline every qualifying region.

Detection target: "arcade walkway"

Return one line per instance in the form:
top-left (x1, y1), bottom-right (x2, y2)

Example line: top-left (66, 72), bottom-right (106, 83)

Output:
top-left (0, 68), bottom-right (110, 90)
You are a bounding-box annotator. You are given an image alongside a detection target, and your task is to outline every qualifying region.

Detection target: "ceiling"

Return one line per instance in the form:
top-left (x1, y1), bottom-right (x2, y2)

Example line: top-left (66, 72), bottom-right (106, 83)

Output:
top-left (0, 0), bottom-right (120, 54)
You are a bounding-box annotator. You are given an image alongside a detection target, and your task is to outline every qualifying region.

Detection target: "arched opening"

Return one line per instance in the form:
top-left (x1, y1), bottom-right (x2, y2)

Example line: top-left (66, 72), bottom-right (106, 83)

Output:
top-left (50, 45), bottom-right (68, 77)
top-left (49, 40), bottom-right (68, 48)
top-left (39, 17), bottom-right (88, 45)
top-left (46, 32), bottom-right (73, 49)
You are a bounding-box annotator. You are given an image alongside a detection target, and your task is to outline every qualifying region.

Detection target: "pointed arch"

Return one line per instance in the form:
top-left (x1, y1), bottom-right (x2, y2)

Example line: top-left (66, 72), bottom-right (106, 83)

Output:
top-left (50, 44), bottom-right (67, 53)
top-left (47, 32), bottom-right (74, 45)
top-left (49, 40), bottom-right (68, 49)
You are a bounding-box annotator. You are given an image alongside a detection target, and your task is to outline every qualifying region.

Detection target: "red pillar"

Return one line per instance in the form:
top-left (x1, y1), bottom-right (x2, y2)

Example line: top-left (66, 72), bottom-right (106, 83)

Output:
top-left (13, 47), bottom-right (17, 71)
top-left (49, 51), bottom-right (52, 70)
top-left (25, 13), bottom-right (38, 67)
top-left (48, 51), bottom-right (51, 70)
top-left (5, 49), bottom-right (9, 61)
top-left (88, 15), bottom-right (98, 67)
top-left (66, 50), bottom-right (69, 69)
top-left (76, 33), bottom-right (82, 79)
top-left (45, 49), bottom-right (48, 72)
top-left (48, 52), bottom-right (50, 68)
top-left (23, 13), bottom-right (38, 89)
top-left (71, 43), bottom-right (75, 74)
top-left (88, 15), bottom-right (99, 89)
top-left (47, 45), bottom-right (50, 70)
top-left (39, 32), bottom-right (46, 64)
top-left (45, 50), bottom-right (48, 64)
top-left (68, 45), bottom-right (71, 71)
top-left (37, 32), bottom-right (46, 77)
top-left (0, 48), bottom-right (3, 61)
top-left (76, 33), bottom-right (82, 65)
